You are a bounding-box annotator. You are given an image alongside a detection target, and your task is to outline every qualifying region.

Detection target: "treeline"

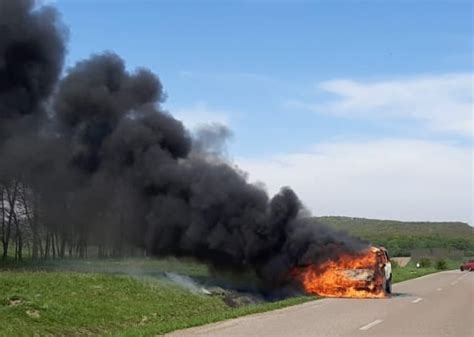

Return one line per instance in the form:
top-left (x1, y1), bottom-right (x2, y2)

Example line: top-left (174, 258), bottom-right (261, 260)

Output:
top-left (365, 236), bottom-right (472, 257)
top-left (0, 179), bottom-right (82, 260)
top-left (315, 216), bottom-right (474, 257)
top-left (0, 180), bottom-right (140, 261)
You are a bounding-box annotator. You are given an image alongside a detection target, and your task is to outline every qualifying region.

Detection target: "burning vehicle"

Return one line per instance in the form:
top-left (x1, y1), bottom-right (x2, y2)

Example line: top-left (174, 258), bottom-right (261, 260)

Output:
top-left (293, 247), bottom-right (392, 298)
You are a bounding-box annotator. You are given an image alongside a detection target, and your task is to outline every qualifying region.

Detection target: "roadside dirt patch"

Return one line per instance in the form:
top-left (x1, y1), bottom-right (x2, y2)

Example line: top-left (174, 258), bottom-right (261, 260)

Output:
top-left (26, 309), bottom-right (41, 319)
top-left (8, 299), bottom-right (23, 306)
top-left (4, 295), bottom-right (25, 307)
top-left (392, 257), bottom-right (411, 267)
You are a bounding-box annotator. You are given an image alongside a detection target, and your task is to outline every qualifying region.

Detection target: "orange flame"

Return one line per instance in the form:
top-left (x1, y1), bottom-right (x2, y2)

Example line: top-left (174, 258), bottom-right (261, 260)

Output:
top-left (292, 247), bottom-right (386, 298)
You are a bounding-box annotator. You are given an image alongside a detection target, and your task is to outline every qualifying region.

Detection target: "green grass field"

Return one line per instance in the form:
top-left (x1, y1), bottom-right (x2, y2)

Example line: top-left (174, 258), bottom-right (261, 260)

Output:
top-left (0, 257), bottom-right (461, 336)
top-left (0, 259), bottom-right (312, 337)
top-left (391, 259), bottom-right (461, 283)
top-left (315, 216), bottom-right (474, 256)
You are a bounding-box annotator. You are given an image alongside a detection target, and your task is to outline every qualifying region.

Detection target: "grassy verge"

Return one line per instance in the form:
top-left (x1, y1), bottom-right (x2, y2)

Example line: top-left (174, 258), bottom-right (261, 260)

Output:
top-left (392, 259), bottom-right (461, 283)
top-left (0, 259), bottom-right (311, 337)
top-left (0, 257), bottom-right (463, 336)
top-left (392, 265), bottom-right (437, 283)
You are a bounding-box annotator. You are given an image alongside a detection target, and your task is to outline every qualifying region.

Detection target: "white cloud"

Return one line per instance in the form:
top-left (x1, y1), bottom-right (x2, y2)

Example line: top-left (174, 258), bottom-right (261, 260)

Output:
top-left (237, 139), bottom-right (473, 224)
top-left (169, 102), bottom-right (230, 130)
top-left (295, 73), bottom-right (473, 137)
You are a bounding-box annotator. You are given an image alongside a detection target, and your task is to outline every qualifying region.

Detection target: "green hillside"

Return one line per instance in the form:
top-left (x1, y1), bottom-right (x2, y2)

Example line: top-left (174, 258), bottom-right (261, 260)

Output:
top-left (313, 216), bottom-right (474, 257)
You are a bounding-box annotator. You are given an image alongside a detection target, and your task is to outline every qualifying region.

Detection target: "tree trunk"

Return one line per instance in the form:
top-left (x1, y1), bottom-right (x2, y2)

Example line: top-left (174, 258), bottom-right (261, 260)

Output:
top-left (1, 181), bottom-right (19, 260)
top-left (44, 232), bottom-right (50, 259)
top-left (51, 232), bottom-right (56, 259)
top-left (13, 212), bottom-right (22, 261)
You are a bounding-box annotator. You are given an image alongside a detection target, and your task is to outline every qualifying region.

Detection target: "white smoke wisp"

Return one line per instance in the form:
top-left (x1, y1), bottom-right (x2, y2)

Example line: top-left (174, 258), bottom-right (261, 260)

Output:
top-left (164, 272), bottom-right (211, 295)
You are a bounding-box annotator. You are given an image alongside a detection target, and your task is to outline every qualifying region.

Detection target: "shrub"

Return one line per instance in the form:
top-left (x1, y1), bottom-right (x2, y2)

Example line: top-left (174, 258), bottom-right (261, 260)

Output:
top-left (419, 258), bottom-right (432, 268)
top-left (435, 259), bottom-right (447, 270)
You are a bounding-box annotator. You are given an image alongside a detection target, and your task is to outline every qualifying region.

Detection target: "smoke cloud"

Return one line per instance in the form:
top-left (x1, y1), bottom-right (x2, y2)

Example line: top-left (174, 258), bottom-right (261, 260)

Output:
top-left (0, 0), bottom-right (367, 287)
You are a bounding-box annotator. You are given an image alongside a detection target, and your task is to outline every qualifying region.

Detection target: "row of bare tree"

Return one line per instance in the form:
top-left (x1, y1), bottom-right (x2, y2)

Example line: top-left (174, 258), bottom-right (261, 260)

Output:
top-left (0, 180), bottom-right (138, 261)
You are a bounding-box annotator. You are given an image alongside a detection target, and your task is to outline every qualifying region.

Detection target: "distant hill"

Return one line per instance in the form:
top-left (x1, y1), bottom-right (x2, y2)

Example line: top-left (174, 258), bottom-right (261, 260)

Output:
top-left (314, 216), bottom-right (473, 238)
top-left (311, 216), bottom-right (474, 257)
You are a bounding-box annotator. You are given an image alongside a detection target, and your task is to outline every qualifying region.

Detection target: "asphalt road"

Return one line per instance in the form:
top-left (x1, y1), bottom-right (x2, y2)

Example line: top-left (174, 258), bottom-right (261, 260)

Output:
top-left (164, 270), bottom-right (474, 337)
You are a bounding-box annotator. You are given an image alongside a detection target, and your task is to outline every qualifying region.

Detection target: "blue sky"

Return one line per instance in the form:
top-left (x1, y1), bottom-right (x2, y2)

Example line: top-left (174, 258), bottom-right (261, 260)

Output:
top-left (52, 0), bottom-right (473, 223)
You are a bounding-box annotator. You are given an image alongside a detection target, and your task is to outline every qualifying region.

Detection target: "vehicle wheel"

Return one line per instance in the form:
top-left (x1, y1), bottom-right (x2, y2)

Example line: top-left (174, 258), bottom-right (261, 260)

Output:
top-left (469, 268), bottom-right (473, 272)
top-left (460, 266), bottom-right (464, 271)
top-left (385, 275), bottom-right (392, 294)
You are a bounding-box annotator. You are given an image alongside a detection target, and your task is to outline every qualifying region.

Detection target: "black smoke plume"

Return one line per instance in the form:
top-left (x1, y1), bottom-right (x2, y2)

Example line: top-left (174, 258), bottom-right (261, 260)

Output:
top-left (0, 0), bottom-right (367, 287)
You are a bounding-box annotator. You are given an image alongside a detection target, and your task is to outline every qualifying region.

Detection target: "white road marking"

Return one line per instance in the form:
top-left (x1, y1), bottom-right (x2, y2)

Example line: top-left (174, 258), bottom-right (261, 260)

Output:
top-left (452, 274), bottom-right (468, 286)
top-left (359, 319), bottom-right (383, 331)
top-left (412, 297), bottom-right (423, 303)
top-left (437, 288), bottom-right (443, 291)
